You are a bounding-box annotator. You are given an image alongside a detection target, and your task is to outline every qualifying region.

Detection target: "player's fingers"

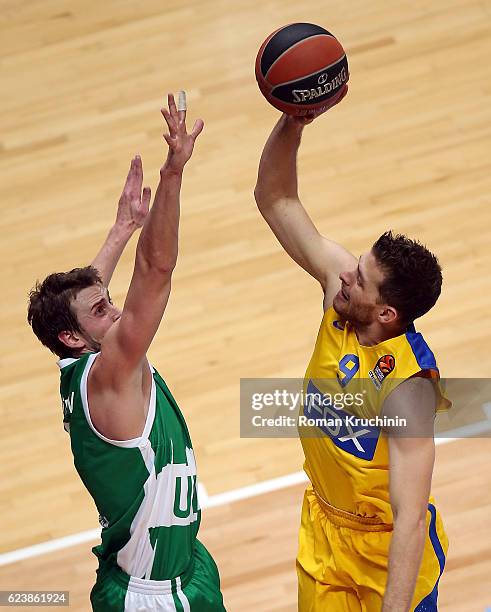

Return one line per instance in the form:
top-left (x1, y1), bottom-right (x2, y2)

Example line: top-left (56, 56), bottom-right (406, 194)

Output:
top-left (335, 83), bottom-right (348, 105)
top-left (168, 93), bottom-right (178, 122)
top-left (328, 84), bottom-right (348, 110)
top-left (133, 154), bottom-right (143, 189)
top-left (300, 84), bottom-right (349, 125)
top-left (141, 186), bottom-right (151, 213)
top-left (123, 156), bottom-right (139, 193)
top-left (163, 133), bottom-right (174, 147)
top-left (190, 118), bottom-right (204, 140)
top-left (298, 110), bottom-right (318, 124)
top-left (162, 108), bottom-right (177, 137)
top-left (125, 156), bottom-right (136, 180)
top-left (177, 90), bottom-right (187, 127)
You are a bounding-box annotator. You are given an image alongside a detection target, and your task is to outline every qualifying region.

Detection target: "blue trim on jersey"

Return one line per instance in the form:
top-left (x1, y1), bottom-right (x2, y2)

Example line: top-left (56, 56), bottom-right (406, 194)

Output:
top-left (405, 330), bottom-right (439, 372)
top-left (413, 503), bottom-right (446, 612)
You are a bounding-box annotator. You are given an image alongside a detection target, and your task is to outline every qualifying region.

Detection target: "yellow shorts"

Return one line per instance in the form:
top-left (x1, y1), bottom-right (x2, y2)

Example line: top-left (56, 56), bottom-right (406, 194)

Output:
top-left (297, 487), bottom-right (448, 612)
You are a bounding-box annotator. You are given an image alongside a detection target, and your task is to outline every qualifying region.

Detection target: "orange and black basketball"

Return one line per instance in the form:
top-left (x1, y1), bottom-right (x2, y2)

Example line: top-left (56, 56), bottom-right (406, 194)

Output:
top-left (255, 23), bottom-right (349, 116)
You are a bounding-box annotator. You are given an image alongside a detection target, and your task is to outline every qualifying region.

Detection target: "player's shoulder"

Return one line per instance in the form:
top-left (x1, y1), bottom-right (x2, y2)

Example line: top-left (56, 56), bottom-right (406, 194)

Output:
top-left (399, 323), bottom-right (439, 373)
top-left (58, 352), bottom-right (93, 384)
top-left (91, 348), bottom-right (140, 389)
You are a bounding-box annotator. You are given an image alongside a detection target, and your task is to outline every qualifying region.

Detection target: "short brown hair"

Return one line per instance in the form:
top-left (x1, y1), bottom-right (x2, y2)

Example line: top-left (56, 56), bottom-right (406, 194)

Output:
top-left (372, 231), bottom-right (442, 325)
top-left (28, 266), bottom-right (102, 358)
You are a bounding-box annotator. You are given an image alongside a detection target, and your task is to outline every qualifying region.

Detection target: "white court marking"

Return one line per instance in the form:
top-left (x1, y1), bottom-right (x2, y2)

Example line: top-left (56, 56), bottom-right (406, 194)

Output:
top-left (1, 420), bottom-right (491, 567)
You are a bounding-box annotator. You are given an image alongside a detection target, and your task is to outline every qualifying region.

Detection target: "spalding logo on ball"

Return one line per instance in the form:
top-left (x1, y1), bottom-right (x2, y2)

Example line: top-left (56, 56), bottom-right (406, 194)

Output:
top-left (255, 23), bottom-right (349, 115)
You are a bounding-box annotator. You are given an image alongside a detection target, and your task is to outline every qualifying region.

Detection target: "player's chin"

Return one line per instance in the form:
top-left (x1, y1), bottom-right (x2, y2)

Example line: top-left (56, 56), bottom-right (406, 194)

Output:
top-left (332, 292), bottom-right (347, 314)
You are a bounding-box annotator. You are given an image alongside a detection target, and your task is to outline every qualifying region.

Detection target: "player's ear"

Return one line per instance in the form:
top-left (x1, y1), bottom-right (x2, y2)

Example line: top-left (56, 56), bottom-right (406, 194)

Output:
top-left (378, 306), bottom-right (398, 324)
top-left (58, 330), bottom-right (85, 351)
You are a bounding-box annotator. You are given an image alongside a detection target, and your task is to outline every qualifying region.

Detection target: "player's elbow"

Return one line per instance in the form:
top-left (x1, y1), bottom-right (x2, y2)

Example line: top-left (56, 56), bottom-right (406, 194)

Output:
top-left (254, 184), bottom-right (268, 209)
top-left (135, 249), bottom-right (177, 277)
top-left (254, 183), bottom-right (279, 211)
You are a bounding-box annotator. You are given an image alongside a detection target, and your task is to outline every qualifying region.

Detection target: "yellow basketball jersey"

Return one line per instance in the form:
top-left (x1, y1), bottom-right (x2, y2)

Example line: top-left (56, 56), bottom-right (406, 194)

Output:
top-left (301, 306), bottom-right (450, 524)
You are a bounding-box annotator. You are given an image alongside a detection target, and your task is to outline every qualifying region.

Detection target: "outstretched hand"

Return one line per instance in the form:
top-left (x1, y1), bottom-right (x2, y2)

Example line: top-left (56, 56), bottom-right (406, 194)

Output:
top-left (116, 156), bottom-right (151, 232)
top-left (161, 92), bottom-right (204, 174)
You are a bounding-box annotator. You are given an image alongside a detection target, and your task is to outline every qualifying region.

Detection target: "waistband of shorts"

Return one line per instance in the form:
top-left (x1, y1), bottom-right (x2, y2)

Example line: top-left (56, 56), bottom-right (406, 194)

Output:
top-left (103, 556), bottom-right (195, 595)
top-left (312, 488), bottom-right (393, 532)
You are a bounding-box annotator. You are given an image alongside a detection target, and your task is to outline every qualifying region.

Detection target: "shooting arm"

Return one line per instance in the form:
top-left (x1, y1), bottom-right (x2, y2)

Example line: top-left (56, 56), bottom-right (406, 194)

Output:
top-left (254, 110), bottom-right (355, 302)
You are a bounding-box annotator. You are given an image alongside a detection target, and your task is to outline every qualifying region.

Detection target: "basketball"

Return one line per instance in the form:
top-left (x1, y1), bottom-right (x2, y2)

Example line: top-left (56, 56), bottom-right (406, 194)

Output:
top-left (255, 23), bottom-right (349, 116)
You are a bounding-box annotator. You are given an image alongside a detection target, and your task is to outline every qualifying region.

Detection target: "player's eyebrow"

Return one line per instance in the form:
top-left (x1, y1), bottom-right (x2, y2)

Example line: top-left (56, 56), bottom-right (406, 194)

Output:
top-left (357, 256), bottom-right (366, 286)
top-left (89, 288), bottom-right (109, 313)
top-left (90, 298), bottom-right (105, 313)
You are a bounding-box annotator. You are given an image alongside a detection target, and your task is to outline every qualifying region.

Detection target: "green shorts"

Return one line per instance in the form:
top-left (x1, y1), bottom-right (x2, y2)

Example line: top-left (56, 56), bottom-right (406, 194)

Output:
top-left (90, 540), bottom-right (226, 611)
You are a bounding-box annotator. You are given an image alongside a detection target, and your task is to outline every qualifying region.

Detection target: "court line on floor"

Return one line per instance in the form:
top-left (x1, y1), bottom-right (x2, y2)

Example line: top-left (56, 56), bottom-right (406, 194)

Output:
top-left (1, 428), bottom-right (489, 567)
top-left (0, 472), bottom-right (309, 567)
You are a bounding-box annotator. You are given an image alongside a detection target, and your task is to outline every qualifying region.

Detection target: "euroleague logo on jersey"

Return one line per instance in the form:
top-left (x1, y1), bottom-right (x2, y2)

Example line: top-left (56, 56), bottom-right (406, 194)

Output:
top-left (369, 354), bottom-right (396, 390)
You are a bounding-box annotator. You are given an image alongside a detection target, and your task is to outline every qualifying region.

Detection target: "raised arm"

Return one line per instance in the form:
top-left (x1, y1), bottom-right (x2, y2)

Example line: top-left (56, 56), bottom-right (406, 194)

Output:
top-left (104, 92), bottom-right (203, 369)
top-left (90, 156), bottom-right (150, 286)
top-left (89, 93), bottom-right (203, 439)
top-left (254, 93), bottom-right (356, 305)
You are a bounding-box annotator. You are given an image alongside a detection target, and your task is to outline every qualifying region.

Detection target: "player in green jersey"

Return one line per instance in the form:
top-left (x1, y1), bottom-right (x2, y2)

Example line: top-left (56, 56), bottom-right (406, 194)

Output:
top-left (28, 93), bottom-right (226, 611)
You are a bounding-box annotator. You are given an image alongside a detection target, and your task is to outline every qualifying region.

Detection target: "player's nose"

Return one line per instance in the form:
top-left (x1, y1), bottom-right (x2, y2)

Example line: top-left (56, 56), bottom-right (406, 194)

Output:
top-left (110, 306), bottom-right (121, 321)
top-left (339, 270), bottom-right (350, 284)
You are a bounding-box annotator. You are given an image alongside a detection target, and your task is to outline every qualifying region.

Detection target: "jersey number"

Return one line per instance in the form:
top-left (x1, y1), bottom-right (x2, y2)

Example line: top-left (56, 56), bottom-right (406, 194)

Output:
top-left (337, 354), bottom-right (359, 387)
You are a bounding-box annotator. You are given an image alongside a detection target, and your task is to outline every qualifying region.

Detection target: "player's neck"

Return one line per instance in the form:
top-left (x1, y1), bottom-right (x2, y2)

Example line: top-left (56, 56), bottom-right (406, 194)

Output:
top-left (352, 320), bottom-right (403, 347)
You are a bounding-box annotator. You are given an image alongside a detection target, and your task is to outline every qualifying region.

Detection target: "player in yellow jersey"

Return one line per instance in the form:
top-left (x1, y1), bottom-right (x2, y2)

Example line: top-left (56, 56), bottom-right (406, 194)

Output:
top-left (254, 105), bottom-right (449, 612)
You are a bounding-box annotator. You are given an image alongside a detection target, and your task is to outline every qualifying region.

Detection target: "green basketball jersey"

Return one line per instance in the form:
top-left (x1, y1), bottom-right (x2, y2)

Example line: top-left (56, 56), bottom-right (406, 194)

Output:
top-left (59, 352), bottom-right (201, 581)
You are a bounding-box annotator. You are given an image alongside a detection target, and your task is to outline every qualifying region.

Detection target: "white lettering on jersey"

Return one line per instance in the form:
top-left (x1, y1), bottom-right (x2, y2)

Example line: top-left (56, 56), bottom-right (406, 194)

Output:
top-left (117, 445), bottom-right (199, 579)
top-left (62, 392), bottom-right (74, 414)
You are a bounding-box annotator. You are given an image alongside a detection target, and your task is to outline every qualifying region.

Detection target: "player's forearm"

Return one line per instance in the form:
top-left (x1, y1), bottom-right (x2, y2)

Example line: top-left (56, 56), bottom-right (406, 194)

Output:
top-left (254, 114), bottom-right (304, 208)
top-left (91, 223), bottom-right (135, 286)
top-left (382, 517), bottom-right (426, 612)
top-left (135, 165), bottom-right (182, 273)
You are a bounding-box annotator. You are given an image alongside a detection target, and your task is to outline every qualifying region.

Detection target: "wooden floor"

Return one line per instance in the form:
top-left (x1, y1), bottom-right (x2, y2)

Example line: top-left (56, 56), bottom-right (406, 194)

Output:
top-left (1, 0), bottom-right (490, 609)
top-left (2, 440), bottom-right (490, 611)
